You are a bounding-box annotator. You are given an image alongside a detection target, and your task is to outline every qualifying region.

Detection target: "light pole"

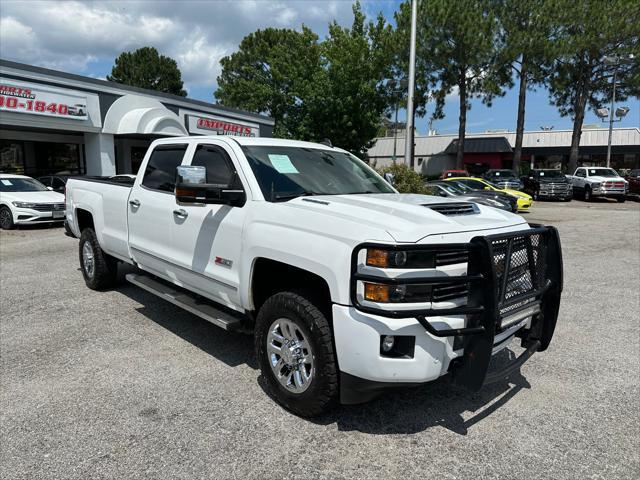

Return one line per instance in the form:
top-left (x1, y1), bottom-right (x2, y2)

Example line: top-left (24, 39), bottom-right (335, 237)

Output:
top-left (391, 79), bottom-right (408, 164)
top-left (600, 54), bottom-right (634, 168)
top-left (404, 0), bottom-right (418, 168)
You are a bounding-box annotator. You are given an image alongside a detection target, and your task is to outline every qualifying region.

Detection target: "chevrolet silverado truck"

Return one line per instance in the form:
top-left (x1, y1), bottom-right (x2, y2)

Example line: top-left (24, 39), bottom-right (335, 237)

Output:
top-left (65, 137), bottom-right (563, 417)
top-left (569, 167), bottom-right (627, 202)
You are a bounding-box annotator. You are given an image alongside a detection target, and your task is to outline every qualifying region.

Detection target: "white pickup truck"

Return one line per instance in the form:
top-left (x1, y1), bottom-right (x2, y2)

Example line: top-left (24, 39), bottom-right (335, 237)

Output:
top-left (569, 167), bottom-right (628, 202)
top-left (65, 136), bottom-right (563, 417)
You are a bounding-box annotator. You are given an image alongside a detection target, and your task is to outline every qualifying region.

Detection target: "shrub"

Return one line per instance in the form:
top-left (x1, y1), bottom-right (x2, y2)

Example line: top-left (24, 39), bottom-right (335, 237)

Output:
top-left (378, 163), bottom-right (428, 194)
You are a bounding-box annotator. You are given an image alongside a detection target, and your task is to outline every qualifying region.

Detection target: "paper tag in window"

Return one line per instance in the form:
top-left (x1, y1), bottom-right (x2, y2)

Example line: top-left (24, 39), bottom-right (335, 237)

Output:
top-left (268, 154), bottom-right (298, 174)
top-left (1, 179), bottom-right (12, 185)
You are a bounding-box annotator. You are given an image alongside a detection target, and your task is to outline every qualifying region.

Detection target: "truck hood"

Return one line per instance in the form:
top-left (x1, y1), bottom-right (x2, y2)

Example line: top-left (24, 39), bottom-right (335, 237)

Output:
top-left (1, 190), bottom-right (65, 203)
top-left (281, 193), bottom-right (527, 243)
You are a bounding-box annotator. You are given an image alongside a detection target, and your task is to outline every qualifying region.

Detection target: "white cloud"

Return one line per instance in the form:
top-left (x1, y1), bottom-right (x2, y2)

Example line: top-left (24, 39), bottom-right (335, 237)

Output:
top-left (0, 0), bottom-right (357, 97)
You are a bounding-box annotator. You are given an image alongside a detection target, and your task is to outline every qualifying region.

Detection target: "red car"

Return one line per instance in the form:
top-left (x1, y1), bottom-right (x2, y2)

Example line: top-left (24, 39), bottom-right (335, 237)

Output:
top-left (625, 169), bottom-right (640, 194)
top-left (440, 169), bottom-right (469, 179)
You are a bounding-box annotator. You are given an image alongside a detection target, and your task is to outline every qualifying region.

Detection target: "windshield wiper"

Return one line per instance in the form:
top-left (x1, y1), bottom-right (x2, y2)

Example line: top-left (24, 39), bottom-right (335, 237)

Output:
top-left (273, 191), bottom-right (319, 201)
top-left (346, 190), bottom-right (376, 195)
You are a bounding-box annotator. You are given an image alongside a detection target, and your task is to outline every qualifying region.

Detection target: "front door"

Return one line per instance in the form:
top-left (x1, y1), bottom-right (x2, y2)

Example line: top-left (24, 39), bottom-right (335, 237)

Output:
top-left (169, 142), bottom-right (247, 311)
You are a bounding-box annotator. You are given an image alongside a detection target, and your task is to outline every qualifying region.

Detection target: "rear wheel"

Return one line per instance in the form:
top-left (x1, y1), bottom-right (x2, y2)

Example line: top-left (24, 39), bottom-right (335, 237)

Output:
top-left (0, 206), bottom-right (15, 230)
top-left (79, 228), bottom-right (118, 290)
top-left (255, 291), bottom-right (338, 417)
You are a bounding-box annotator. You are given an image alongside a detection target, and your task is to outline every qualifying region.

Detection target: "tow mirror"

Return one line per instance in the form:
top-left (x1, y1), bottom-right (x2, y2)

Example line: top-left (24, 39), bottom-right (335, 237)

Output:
top-left (175, 165), bottom-right (245, 207)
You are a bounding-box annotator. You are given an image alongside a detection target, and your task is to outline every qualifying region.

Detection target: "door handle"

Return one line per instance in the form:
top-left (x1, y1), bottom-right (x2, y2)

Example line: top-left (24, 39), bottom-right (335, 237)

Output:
top-left (173, 209), bottom-right (188, 219)
top-left (129, 199), bottom-right (140, 208)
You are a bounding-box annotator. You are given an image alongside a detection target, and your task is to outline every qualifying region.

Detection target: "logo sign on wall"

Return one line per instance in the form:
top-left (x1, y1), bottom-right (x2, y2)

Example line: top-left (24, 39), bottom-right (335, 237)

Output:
top-left (187, 114), bottom-right (259, 137)
top-left (0, 80), bottom-right (89, 120)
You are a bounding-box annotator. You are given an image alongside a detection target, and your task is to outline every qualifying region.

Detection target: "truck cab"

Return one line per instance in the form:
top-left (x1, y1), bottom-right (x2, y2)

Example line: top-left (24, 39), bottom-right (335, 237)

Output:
top-left (65, 136), bottom-right (563, 417)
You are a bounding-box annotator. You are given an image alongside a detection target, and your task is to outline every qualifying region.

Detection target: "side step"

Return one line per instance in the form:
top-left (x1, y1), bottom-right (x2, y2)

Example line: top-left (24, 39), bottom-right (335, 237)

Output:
top-left (125, 273), bottom-right (244, 331)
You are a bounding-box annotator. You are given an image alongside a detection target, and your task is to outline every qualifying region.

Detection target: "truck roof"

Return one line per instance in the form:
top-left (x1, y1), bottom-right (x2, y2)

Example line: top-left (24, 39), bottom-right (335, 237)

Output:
top-left (153, 135), bottom-right (342, 151)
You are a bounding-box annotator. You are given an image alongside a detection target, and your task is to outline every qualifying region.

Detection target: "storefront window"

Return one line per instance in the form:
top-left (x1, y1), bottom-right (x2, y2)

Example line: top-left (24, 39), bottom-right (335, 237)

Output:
top-left (32, 142), bottom-right (82, 176)
top-left (0, 140), bottom-right (25, 174)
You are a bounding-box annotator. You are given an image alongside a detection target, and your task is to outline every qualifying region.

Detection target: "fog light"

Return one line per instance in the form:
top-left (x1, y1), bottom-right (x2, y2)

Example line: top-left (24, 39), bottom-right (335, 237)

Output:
top-left (381, 335), bottom-right (395, 352)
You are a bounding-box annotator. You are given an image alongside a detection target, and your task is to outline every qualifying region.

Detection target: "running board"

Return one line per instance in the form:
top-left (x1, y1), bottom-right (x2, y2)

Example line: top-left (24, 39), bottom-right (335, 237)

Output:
top-left (125, 273), bottom-right (244, 331)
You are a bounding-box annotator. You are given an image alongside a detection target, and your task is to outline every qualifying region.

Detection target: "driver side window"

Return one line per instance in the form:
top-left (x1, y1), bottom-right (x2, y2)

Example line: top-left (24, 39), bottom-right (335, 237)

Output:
top-left (191, 144), bottom-right (235, 186)
top-left (576, 169), bottom-right (585, 178)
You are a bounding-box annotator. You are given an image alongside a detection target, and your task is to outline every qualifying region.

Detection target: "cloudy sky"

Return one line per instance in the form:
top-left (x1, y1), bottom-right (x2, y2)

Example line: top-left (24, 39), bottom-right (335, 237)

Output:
top-left (1, 0), bottom-right (637, 134)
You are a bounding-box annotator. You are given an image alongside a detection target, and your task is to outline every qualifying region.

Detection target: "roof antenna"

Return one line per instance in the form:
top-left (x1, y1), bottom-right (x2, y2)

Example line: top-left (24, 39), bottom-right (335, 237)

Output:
top-left (320, 138), bottom-right (333, 147)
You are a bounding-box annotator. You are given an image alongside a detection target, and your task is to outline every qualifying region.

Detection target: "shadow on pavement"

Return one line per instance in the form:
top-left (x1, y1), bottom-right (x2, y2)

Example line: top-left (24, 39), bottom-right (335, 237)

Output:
top-left (115, 270), bottom-right (530, 435)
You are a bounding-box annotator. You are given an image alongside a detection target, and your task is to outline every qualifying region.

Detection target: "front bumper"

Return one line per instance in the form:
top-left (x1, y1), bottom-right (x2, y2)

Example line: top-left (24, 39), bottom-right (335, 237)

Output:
top-left (13, 208), bottom-right (66, 224)
top-left (337, 226), bottom-right (563, 403)
top-left (591, 187), bottom-right (626, 197)
top-left (537, 190), bottom-right (572, 200)
top-left (516, 198), bottom-right (533, 210)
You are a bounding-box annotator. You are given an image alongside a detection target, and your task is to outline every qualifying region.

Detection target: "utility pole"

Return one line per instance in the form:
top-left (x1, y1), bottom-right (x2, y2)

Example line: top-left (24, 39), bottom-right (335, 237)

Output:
top-left (404, 0), bottom-right (417, 169)
top-left (606, 68), bottom-right (617, 169)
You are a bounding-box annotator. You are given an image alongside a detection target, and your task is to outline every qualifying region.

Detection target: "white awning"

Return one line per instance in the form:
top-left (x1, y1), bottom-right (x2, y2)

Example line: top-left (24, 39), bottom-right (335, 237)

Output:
top-left (103, 94), bottom-right (187, 136)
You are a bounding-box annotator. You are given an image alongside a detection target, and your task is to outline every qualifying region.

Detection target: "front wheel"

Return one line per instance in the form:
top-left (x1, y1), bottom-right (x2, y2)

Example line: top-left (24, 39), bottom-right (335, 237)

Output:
top-left (617, 196), bottom-right (626, 203)
top-left (533, 190), bottom-right (539, 201)
top-left (79, 228), bottom-right (118, 290)
top-left (0, 206), bottom-right (15, 230)
top-left (584, 187), bottom-right (592, 202)
top-left (255, 292), bottom-right (338, 417)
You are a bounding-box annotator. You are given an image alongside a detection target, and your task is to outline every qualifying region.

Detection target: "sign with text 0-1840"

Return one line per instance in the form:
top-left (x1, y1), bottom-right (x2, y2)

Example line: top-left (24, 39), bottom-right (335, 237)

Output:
top-left (0, 80), bottom-right (89, 120)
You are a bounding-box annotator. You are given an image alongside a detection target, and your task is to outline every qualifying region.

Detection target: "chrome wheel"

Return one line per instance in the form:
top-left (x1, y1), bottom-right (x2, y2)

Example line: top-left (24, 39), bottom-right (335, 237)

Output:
top-left (267, 318), bottom-right (314, 393)
top-left (82, 241), bottom-right (95, 279)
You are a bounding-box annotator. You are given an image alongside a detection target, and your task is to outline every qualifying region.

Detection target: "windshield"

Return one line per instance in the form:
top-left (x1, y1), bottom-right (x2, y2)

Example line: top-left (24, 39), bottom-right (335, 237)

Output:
top-left (434, 182), bottom-right (463, 195)
top-left (0, 177), bottom-right (48, 192)
top-left (448, 180), bottom-right (473, 193)
top-left (588, 168), bottom-right (619, 177)
top-left (535, 170), bottom-right (565, 178)
top-left (487, 170), bottom-right (516, 178)
top-left (241, 146), bottom-right (395, 201)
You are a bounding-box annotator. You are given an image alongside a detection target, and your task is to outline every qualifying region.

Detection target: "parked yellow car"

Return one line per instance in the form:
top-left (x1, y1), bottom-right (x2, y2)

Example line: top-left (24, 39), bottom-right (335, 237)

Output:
top-left (445, 177), bottom-right (533, 211)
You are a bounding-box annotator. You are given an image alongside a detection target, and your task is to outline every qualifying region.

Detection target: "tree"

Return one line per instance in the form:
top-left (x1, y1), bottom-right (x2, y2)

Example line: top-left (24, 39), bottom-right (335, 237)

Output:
top-left (215, 27), bottom-right (322, 138)
top-left (396, 0), bottom-right (511, 168)
top-left (548, 0), bottom-right (639, 173)
top-left (215, 3), bottom-right (395, 156)
top-left (378, 163), bottom-right (428, 193)
top-left (107, 47), bottom-right (187, 96)
top-left (307, 3), bottom-right (396, 156)
top-left (497, 0), bottom-right (559, 173)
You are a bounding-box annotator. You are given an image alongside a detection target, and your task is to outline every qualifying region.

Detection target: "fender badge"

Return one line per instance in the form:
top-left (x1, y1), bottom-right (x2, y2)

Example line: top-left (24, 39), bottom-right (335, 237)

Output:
top-left (214, 256), bottom-right (233, 268)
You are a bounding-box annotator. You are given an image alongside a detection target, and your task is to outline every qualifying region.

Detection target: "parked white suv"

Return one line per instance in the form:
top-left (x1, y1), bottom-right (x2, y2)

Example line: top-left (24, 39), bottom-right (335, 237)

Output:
top-left (65, 137), bottom-right (563, 416)
top-left (0, 174), bottom-right (66, 229)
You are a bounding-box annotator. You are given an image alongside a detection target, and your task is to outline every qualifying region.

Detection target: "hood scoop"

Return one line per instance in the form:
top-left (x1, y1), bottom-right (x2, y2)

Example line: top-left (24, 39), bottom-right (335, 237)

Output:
top-left (425, 202), bottom-right (479, 216)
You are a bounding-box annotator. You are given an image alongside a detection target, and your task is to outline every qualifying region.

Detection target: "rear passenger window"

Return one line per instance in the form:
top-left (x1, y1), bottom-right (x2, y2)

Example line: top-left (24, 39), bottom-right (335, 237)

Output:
top-left (141, 145), bottom-right (188, 192)
top-left (191, 145), bottom-right (234, 186)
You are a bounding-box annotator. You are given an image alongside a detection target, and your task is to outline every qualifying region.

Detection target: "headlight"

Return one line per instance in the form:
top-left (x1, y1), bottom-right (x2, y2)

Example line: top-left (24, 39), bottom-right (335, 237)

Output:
top-left (12, 201), bottom-right (36, 208)
top-left (363, 282), bottom-right (432, 303)
top-left (366, 248), bottom-right (435, 268)
top-left (591, 183), bottom-right (601, 189)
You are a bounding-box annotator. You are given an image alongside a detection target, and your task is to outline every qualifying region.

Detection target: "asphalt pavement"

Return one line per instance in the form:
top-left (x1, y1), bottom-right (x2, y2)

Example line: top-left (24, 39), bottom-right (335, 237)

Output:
top-left (1, 199), bottom-right (639, 480)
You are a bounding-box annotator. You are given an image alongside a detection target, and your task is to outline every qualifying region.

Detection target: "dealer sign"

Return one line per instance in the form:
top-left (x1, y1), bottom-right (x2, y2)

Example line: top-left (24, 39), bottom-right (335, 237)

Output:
top-left (187, 114), bottom-right (259, 137)
top-left (0, 79), bottom-right (89, 120)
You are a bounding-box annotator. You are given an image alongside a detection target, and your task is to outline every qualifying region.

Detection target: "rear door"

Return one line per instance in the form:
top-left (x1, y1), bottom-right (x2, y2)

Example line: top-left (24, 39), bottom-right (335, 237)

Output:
top-left (128, 144), bottom-right (188, 276)
top-left (168, 141), bottom-right (247, 309)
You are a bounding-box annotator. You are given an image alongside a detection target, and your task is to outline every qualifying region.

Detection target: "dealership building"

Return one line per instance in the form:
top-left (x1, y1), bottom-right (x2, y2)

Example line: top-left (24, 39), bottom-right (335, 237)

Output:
top-left (0, 59), bottom-right (274, 178)
top-left (368, 126), bottom-right (640, 176)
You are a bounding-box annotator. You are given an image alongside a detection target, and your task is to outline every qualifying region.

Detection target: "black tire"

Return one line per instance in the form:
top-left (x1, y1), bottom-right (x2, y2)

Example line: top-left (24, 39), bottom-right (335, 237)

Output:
top-left (255, 291), bottom-right (338, 417)
top-left (79, 228), bottom-right (118, 290)
top-left (617, 196), bottom-right (626, 203)
top-left (533, 190), bottom-right (539, 201)
top-left (0, 206), bottom-right (15, 230)
top-left (584, 187), bottom-right (592, 202)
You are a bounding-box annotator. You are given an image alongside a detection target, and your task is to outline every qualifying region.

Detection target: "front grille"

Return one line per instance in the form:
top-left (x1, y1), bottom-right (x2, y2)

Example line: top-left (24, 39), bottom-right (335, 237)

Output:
top-left (435, 250), bottom-right (468, 266)
top-left (32, 203), bottom-right (65, 212)
top-left (427, 203), bottom-right (478, 216)
top-left (432, 282), bottom-right (468, 302)
top-left (490, 232), bottom-right (547, 306)
top-left (602, 181), bottom-right (625, 188)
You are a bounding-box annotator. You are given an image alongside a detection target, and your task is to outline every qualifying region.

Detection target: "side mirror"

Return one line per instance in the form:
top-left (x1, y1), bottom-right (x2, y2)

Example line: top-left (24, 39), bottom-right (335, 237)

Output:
top-left (46, 186), bottom-right (53, 191)
top-left (175, 165), bottom-right (245, 207)
top-left (484, 186), bottom-right (491, 190)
